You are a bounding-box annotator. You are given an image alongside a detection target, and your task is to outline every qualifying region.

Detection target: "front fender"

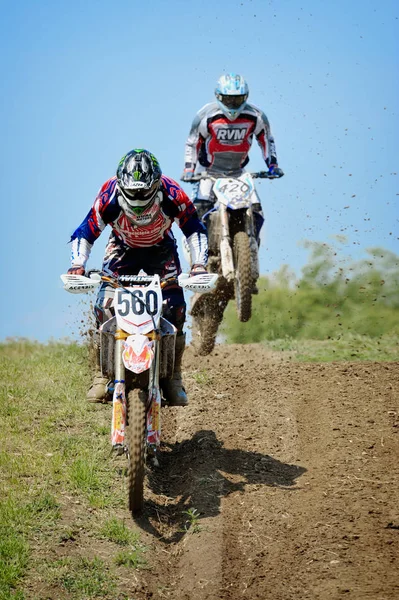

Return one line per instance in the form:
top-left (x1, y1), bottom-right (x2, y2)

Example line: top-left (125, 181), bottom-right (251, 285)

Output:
top-left (122, 334), bottom-right (154, 374)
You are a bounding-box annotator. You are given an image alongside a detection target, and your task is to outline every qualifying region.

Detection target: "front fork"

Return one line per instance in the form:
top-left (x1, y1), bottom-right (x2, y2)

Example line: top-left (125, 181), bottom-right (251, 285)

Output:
top-left (146, 339), bottom-right (161, 450)
top-left (247, 209), bottom-right (259, 281)
top-left (111, 335), bottom-right (126, 452)
top-left (110, 332), bottom-right (162, 457)
top-left (219, 204), bottom-right (235, 281)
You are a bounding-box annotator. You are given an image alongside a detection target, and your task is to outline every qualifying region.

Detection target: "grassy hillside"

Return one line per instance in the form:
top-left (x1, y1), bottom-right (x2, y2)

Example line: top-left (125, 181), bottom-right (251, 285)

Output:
top-left (1, 333), bottom-right (398, 597)
top-left (0, 341), bottom-right (146, 600)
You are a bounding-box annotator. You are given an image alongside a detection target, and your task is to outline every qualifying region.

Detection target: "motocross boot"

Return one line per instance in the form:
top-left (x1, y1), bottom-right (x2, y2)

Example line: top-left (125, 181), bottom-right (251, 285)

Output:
top-left (87, 343), bottom-right (109, 403)
top-left (161, 333), bottom-right (188, 407)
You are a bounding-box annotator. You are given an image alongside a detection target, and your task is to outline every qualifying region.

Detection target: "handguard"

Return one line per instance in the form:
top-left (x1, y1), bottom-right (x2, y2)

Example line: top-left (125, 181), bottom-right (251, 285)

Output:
top-left (178, 272), bottom-right (218, 293)
top-left (60, 273), bottom-right (102, 294)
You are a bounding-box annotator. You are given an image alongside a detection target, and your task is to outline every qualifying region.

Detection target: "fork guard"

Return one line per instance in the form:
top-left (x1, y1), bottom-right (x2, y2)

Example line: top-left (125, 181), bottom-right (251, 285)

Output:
top-left (220, 238), bottom-right (235, 281)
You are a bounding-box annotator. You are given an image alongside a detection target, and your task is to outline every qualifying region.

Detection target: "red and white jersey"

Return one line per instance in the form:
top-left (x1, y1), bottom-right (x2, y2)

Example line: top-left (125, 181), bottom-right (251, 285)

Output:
top-left (184, 101), bottom-right (278, 173)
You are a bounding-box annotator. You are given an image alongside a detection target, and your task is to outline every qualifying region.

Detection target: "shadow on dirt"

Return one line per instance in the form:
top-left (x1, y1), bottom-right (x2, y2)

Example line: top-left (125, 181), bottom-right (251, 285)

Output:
top-left (135, 430), bottom-right (306, 542)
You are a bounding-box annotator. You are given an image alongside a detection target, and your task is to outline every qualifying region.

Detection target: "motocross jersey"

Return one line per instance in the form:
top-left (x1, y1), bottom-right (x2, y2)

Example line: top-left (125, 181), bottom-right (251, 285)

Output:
top-left (70, 175), bottom-right (207, 269)
top-left (184, 101), bottom-right (278, 174)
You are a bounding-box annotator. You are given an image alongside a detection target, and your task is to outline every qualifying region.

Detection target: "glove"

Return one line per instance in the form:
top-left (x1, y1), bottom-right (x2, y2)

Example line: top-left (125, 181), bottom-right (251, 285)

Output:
top-left (268, 165), bottom-right (284, 178)
top-left (181, 166), bottom-right (195, 182)
top-left (67, 266), bottom-right (85, 276)
top-left (189, 264), bottom-right (208, 276)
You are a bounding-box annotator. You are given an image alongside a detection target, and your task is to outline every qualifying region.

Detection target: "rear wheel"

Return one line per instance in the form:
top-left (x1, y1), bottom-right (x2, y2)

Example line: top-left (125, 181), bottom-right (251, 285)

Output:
top-left (126, 389), bottom-right (146, 515)
top-left (233, 231), bottom-right (253, 322)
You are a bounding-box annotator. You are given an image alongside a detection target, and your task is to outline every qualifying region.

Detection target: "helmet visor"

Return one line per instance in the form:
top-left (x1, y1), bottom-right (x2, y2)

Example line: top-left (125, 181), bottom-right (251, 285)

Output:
top-left (219, 94), bottom-right (248, 109)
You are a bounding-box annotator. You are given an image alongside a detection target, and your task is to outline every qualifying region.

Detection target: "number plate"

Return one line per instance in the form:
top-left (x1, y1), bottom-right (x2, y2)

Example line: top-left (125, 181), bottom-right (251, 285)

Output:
top-left (115, 276), bottom-right (163, 334)
top-left (214, 172), bottom-right (254, 208)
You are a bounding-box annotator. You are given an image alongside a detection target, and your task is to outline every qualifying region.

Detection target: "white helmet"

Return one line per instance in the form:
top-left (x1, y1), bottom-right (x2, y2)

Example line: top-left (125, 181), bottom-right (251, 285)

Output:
top-left (215, 73), bottom-right (249, 120)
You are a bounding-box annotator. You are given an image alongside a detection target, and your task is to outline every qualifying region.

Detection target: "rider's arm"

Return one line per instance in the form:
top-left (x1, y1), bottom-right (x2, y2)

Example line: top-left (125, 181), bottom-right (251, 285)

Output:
top-left (183, 105), bottom-right (210, 172)
top-left (179, 210), bottom-right (208, 269)
top-left (185, 229), bottom-right (208, 269)
top-left (69, 178), bottom-right (121, 268)
top-left (161, 176), bottom-right (208, 267)
top-left (254, 109), bottom-right (278, 167)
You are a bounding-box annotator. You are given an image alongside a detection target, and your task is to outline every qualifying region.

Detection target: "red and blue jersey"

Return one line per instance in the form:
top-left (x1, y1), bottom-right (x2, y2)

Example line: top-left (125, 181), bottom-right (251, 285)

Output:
top-left (70, 175), bottom-right (207, 268)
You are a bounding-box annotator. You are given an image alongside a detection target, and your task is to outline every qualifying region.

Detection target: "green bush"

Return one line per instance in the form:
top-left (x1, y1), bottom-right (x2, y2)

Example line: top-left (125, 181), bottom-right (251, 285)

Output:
top-left (222, 241), bottom-right (399, 343)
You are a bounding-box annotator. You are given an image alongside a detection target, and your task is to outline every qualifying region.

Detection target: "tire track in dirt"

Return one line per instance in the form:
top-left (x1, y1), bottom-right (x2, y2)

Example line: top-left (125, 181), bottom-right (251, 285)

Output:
top-left (135, 345), bottom-right (399, 600)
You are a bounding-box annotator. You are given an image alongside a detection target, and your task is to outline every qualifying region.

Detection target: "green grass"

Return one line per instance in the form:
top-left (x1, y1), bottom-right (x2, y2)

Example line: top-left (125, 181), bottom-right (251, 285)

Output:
top-left (263, 333), bottom-right (399, 362)
top-left (0, 340), bottom-right (146, 599)
top-left (45, 557), bottom-right (115, 598)
top-left (181, 507), bottom-right (201, 534)
top-left (100, 517), bottom-right (139, 546)
top-left (190, 369), bottom-right (212, 385)
top-left (114, 549), bottom-right (148, 569)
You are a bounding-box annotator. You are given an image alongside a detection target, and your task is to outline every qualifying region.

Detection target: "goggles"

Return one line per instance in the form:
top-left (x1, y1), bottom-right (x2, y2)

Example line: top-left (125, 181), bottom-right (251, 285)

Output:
top-left (120, 181), bottom-right (159, 203)
top-left (218, 94), bottom-right (248, 109)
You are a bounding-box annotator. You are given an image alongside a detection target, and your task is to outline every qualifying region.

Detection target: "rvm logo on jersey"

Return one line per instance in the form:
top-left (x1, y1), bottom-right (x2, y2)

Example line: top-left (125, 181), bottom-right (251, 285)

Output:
top-left (216, 128), bottom-right (247, 142)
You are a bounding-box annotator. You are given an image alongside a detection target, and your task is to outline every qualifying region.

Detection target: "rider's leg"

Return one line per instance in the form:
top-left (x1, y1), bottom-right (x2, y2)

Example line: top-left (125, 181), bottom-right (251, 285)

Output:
top-left (88, 236), bottom-right (146, 402)
top-left (252, 204), bottom-right (265, 246)
top-left (193, 177), bottom-right (215, 220)
top-left (250, 187), bottom-right (265, 295)
top-left (87, 282), bottom-right (114, 402)
top-left (194, 199), bottom-right (215, 220)
top-left (249, 183), bottom-right (265, 245)
top-left (160, 283), bottom-right (188, 406)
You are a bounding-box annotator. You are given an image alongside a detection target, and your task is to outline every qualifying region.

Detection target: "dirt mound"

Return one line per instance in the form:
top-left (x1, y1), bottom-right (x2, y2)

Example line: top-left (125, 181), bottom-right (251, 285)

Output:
top-left (133, 344), bottom-right (399, 599)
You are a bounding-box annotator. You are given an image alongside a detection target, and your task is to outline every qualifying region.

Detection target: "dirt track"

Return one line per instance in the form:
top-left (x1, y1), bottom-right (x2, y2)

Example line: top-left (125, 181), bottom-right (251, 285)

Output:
top-left (132, 344), bottom-right (399, 600)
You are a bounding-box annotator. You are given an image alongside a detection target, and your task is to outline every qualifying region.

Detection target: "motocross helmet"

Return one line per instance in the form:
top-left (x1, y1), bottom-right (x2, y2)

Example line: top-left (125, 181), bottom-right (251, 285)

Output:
top-left (116, 149), bottom-right (162, 217)
top-left (215, 73), bottom-right (249, 120)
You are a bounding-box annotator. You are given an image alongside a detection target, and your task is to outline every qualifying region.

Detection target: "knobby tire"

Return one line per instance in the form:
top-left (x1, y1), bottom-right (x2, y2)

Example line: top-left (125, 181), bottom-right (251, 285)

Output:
top-left (192, 313), bottom-right (219, 356)
top-left (233, 231), bottom-right (253, 322)
top-left (126, 389), bottom-right (146, 515)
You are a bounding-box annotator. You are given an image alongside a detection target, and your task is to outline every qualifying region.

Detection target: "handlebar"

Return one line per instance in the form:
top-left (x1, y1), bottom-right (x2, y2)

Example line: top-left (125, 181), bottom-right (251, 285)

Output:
top-left (188, 171), bottom-right (282, 183)
top-left (61, 270), bottom-right (218, 294)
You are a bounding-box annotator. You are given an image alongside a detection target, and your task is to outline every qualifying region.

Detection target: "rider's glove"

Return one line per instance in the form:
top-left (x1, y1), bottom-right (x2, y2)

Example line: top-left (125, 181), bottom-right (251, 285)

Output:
top-left (268, 164), bottom-right (284, 178)
top-left (181, 164), bottom-right (195, 182)
top-left (67, 266), bottom-right (85, 276)
top-left (190, 264), bottom-right (208, 277)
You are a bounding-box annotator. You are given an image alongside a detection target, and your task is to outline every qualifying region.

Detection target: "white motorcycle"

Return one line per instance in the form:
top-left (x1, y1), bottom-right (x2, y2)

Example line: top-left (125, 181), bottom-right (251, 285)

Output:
top-left (187, 170), bottom-right (281, 355)
top-left (61, 270), bottom-right (217, 515)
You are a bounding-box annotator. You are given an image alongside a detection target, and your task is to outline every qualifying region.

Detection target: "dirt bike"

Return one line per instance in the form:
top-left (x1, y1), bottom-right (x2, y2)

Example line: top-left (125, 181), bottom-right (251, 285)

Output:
top-left (61, 270), bottom-right (217, 515)
top-left (186, 170), bottom-right (282, 355)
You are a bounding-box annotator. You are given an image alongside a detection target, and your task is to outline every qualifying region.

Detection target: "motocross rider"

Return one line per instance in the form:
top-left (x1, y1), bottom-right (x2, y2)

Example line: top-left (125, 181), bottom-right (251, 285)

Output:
top-left (181, 72), bottom-right (284, 243)
top-left (67, 149), bottom-right (208, 406)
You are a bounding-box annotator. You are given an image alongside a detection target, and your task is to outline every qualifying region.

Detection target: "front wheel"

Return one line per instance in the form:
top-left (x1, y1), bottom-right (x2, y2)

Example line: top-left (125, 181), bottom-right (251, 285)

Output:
top-left (233, 231), bottom-right (253, 322)
top-left (191, 289), bottom-right (230, 356)
top-left (192, 313), bottom-right (220, 356)
top-left (126, 389), bottom-right (146, 515)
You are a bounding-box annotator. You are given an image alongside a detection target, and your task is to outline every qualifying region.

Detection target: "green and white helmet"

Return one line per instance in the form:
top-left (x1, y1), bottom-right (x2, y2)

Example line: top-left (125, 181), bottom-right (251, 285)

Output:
top-left (116, 149), bottom-right (162, 216)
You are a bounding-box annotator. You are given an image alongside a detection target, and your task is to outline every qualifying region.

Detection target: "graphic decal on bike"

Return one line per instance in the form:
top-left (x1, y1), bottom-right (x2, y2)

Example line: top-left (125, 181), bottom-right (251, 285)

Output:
top-left (122, 335), bottom-right (154, 373)
top-left (111, 381), bottom-right (126, 447)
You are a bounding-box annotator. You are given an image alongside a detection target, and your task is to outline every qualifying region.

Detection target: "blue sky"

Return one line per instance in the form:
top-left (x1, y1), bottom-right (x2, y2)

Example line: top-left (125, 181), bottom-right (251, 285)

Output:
top-left (0, 0), bottom-right (398, 341)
